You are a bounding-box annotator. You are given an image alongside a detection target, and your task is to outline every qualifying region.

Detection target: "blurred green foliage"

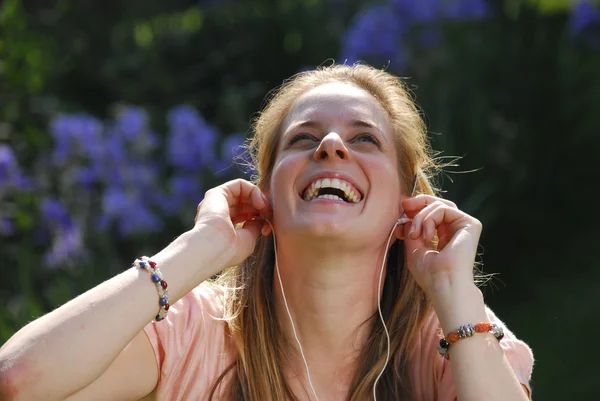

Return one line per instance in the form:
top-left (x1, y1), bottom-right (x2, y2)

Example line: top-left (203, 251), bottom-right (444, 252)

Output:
top-left (1, 0), bottom-right (598, 399)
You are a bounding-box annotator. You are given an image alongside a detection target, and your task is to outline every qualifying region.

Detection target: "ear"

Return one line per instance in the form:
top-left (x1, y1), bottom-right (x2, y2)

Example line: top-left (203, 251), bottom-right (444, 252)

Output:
top-left (261, 187), bottom-right (271, 202)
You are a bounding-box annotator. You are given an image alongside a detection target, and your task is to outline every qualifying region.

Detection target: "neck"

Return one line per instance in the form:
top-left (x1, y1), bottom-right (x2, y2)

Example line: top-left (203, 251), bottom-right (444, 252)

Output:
top-left (272, 235), bottom-right (390, 387)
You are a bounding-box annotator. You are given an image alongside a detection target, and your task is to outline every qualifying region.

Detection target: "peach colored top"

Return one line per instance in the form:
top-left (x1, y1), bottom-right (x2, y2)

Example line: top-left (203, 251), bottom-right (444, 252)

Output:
top-left (143, 283), bottom-right (534, 400)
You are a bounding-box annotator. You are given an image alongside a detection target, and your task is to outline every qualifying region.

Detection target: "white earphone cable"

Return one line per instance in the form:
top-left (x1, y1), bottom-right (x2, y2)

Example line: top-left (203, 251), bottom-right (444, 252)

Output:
top-left (371, 219), bottom-right (401, 400)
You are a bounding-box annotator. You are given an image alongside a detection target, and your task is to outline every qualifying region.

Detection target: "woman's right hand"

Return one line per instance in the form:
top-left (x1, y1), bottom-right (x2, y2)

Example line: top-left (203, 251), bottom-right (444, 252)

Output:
top-left (193, 179), bottom-right (273, 268)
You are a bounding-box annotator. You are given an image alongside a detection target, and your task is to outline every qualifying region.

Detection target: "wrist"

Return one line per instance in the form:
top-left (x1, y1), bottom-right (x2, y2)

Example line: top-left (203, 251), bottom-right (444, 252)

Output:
top-left (430, 282), bottom-right (487, 334)
top-left (149, 227), bottom-right (233, 300)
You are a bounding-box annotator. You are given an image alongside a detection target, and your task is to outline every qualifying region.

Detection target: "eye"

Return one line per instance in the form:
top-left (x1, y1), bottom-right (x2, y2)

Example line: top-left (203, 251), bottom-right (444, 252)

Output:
top-left (353, 133), bottom-right (380, 146)
top-left (288, 133), bottom-right (318, 146)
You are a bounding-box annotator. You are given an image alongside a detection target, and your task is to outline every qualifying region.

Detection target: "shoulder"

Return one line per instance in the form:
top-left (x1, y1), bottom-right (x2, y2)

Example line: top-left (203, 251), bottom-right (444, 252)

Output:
top-left (142, 282), bottom-right (235, 399)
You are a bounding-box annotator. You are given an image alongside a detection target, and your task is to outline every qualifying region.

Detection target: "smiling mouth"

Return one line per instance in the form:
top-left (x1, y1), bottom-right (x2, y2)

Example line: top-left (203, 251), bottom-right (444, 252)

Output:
top-left (301, 178), bottom-right (363, 203)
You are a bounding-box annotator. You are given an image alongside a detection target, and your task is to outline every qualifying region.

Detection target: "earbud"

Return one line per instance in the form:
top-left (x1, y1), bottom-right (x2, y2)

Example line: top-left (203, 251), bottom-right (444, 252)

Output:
top-left (397, 215), bottom-right (411, 225)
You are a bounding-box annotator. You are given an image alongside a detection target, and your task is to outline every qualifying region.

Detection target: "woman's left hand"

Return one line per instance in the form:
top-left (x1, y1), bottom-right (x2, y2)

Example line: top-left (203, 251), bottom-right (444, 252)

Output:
top-left (395, 195), bottom-right (482, 302)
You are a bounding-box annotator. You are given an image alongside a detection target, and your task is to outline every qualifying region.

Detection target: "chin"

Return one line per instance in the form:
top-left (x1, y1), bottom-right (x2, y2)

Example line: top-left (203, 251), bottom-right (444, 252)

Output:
top-left (293, 217), bottom-right (357, 240)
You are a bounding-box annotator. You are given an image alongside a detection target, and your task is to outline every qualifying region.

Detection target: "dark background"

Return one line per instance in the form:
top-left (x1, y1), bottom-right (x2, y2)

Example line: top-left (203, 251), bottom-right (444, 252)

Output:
top-left (1, 0), bottom-right (598, 399)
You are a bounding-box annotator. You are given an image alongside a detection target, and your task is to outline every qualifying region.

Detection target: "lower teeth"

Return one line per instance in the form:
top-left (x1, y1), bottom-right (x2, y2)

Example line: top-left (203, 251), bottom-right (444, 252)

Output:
top-left (316, 194), bottom-right (344, 201)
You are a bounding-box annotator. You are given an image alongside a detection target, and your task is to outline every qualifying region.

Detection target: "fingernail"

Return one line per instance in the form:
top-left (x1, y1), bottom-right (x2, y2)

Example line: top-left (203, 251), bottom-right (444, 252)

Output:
top-left (409, 225), bottom-right (418, 239)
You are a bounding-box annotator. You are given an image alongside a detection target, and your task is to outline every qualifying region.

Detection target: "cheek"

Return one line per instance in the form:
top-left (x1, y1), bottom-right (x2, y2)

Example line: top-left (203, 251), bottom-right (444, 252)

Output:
top-left (270, 154), bottom-right (305, 201)
top-left (366, 158), bottom-right (402, 210)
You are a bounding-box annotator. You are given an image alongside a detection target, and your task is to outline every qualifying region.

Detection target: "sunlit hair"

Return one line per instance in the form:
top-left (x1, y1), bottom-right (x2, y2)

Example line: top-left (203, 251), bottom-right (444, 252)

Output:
top-left (209, 64), bottom-right (441, 400)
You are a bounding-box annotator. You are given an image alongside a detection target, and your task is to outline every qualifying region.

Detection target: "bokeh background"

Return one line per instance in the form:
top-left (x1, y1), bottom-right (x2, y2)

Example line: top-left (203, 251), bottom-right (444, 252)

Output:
top-left (1, 0), bottom-right (599, 399)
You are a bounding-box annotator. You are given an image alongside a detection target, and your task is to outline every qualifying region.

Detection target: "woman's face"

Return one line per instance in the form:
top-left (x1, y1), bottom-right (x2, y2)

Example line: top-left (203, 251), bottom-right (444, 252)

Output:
top-left (269, 82), bottom-right (405, 245)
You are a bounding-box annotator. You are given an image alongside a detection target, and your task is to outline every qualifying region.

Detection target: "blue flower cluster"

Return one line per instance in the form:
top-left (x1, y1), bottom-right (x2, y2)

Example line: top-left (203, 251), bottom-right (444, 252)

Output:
top-left (570, 1), bottom-right (600, 40)
top-left (1, 105), bottom-right (248, 267)
top-left (0, 144), bottom-right (28, 190)
top-left (341, 0), bottom-right (489, 69)
top-left (0, 144), bottom-right (28, 236)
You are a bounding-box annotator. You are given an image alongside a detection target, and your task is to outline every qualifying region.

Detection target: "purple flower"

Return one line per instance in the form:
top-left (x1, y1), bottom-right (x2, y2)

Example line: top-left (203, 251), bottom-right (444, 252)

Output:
top-left (104, 130), bottom-right (128, 161)
top-left (167, 105), bottom-right (218, 171)
top-left (571, 1), bottom-right (600, 36)
top-left (0, 217), bottom-right (14, 236)
top-left (441, 0), bottom-right (489, 19)
top-left (76, 164), bottom-right (103, 188)
top-left (170, 174), bottom-right (203, 201)
top-left (44, 224), bottom-right (84, 268)
top-left (100, 186), bottom-right (163, 236)
top-left (101, 187), bottom-right (129, 217)
top-left (50, 114), bottom-right (104, 163)
top-left (218, 133), bottom-right (254, 177)
top-left (0, 144), bottom-right (30, 190)
top-left (391, 0), bottom-right (489, 21)
top-left (117, 202), bottom-right (162, 236)
top-left (130, 162), bottom-right (160, 187)
top-left (150, 188), bottom-right (181, 216)
top-left (221, 133), bottom-right (247, 160)
top-left (115, 107), bottom-right (148, 141)
top-left (391, 0), bottom-right (440, 23)
top-left (41, 198), bottom-right (73, 230)
top-left (0, 144), bottom-right (18, 185)
top-left (341, 4), bottom-right (405, 67)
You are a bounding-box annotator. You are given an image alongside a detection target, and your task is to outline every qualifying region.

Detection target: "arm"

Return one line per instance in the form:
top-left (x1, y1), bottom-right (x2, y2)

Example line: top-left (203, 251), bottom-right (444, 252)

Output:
top-left (432, 282), bottom-right (531, 401)
top-left (0, 179), bottom-right (270, 401)
top-left (0, 227), bottom-right (230, 401)
top-left (400, 194), bottom-right (532, 401)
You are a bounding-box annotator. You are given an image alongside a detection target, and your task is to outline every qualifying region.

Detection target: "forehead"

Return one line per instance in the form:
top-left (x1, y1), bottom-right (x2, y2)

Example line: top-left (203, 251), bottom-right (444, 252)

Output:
top-left (281, 82), bottom-right (392, 132)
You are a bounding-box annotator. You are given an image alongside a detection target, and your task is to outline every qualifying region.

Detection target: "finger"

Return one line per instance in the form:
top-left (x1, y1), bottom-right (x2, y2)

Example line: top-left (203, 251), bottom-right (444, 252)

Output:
top-left (225, 179), bottom-right (259, 203)
top-left (402, 195), bottom-right (457, 218)
top-left (408, 201), bottom-right (446, 240)
top-left (402, 218), bottom-right (429, 256)
top-left (417, 204), bottom-right (474, 246)
top-left (422, 217), bottom-right (437, 242)
top-left (228, 194), bottom-right (272, 223)
top-left (231, 212), bottom-right (259, 225)
top-left (229, 203), bottom-right (262, 216)
top-left (422, 204), bottom-right (469, 231)
top-left (200, 179), bottom-right (271, 222)
top-left (206, 179), bottom-right (259, 210)
top-left (436, 223), bottom-right (451, 249)
top-left (257, 191), bottom-right (273, 222)
top-left (236, 219), bottom-right (263, 249)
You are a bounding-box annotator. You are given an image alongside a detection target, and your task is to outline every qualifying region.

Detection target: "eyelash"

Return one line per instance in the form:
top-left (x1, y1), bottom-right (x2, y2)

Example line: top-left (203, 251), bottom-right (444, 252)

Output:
top-left (353, 133), bottom-right (379, 145)
top-left (287, 133), bottom-right (380, 147)
top-left (287, 133), bottom-right (316, 146)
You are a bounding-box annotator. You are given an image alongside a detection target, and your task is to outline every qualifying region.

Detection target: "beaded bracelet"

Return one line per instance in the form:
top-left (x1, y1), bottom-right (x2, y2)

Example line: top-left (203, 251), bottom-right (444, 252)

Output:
top-left (438, 322), bottom-right (504, 359)
top-left (133, 256), bottom-right (170, 322)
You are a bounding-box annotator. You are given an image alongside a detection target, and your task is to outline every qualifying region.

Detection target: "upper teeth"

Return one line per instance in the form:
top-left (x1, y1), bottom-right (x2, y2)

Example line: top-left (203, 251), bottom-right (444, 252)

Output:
top-left (303, 178), bottom-right (361, 203)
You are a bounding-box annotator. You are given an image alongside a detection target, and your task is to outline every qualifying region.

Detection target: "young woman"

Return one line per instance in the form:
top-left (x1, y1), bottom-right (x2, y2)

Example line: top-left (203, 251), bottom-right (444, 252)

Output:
top-left (0, 64), bottom-right (533, 401)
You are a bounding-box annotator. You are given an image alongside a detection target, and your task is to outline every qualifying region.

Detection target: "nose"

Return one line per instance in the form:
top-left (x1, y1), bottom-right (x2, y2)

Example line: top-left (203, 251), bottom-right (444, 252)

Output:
top-left (313, 132), bottom-right (350, 162)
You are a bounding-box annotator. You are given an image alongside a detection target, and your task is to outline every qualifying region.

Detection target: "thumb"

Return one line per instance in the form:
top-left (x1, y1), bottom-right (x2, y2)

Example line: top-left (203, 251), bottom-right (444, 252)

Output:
top-left (236, 219), bottom-right (263, 252)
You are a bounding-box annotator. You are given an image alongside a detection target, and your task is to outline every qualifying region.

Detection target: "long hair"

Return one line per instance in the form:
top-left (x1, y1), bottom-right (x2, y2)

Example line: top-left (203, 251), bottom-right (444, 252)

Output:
top-left (209, 64), bottom-right (441, 400)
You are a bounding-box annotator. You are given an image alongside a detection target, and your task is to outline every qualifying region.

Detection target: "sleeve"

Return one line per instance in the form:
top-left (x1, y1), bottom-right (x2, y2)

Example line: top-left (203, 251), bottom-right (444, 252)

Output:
top-left (142, 283), bottom-right (229, 399)
top-left (414, 306), bottom-right (534, 401)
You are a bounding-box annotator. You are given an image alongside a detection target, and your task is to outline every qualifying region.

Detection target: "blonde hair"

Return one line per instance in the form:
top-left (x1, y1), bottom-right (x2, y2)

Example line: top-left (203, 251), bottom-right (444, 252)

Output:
top-left (210, 64), bottom-right (440, 400)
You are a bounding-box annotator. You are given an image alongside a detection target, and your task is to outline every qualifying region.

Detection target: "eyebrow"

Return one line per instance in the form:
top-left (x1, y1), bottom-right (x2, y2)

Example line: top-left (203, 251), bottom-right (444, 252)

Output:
top-left (286, 119), bottom-right (384, 136)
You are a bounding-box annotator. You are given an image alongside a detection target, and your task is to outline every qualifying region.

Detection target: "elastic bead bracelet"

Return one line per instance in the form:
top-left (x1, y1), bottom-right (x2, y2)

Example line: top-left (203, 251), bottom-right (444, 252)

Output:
top-left (133, 256), bottom-right (170, 322)
top-left (438, 322), bottom-right (504, 359)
